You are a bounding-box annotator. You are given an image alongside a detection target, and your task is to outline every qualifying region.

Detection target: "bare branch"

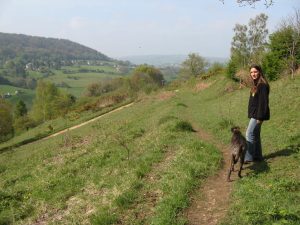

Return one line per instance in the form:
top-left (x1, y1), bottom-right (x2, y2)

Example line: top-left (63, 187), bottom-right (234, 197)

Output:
top-left (220, 0), bottom-right (273, 8)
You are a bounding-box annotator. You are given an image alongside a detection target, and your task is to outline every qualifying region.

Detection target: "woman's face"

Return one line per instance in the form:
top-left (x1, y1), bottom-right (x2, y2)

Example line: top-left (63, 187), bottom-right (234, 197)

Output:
top-left (250, 67), bottom-right (260, 80)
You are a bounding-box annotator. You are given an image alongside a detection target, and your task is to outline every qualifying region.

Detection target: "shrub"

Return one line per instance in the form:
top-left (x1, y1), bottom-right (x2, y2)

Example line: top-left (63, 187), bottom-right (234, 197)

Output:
top-left (235, 69), bottom-right (252, 87)
top-left (226, 59), bottom-right (238, 81)
top-left (262, 52), bottom-right (284, 81)
top-left (13, 116), bottom-right (36, 133)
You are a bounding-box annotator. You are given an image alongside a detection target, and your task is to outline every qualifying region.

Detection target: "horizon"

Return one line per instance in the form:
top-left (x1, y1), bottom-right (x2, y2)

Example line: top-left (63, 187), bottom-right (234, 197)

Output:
top-left (0, 0), bottom-right (299, 58)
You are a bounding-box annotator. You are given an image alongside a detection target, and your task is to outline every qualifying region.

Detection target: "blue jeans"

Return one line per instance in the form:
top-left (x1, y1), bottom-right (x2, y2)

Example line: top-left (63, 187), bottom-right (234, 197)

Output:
top-left (245, 118), bottom-right (263, 161)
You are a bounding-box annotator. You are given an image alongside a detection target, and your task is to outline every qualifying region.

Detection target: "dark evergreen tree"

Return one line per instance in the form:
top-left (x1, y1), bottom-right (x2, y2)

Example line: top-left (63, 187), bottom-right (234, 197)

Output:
top-left (14, 100), bottom-right (27, 118)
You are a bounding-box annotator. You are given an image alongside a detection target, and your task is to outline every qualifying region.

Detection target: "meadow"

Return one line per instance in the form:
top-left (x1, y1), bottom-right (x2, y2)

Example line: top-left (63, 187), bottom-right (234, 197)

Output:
top-left (0, 85), bottom-right (35, 109)
top-left (0, 64), bottom-right (130, 110)
top-left (44, 65), bottom-right (127, 97)
top-left (0, 72), bottom-right (299, 224)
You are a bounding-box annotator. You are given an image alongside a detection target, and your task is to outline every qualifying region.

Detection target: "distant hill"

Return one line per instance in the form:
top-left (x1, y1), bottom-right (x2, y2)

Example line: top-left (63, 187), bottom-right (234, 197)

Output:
top-left (119, 54), bottom-right (228, 66)
top-left (0, 32), bottom-right (111, 62)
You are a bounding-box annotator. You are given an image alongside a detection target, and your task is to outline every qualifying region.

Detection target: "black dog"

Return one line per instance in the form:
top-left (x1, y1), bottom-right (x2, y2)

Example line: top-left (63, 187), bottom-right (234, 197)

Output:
top-left (227, 126), bottom-right (247, 182)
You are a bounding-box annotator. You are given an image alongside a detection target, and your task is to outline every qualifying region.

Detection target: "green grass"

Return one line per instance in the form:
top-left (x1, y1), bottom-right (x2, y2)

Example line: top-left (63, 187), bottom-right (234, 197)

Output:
top-left (0, 90), bottom-right (221, 224)
top-left (45, 65), bottom-right (126, 97)
top-left (0, 85), bottom-right (35, 109)
top-left (46, 72), bottom-right (112, 97)
top-left (0, 99), bottom-right (133, 152)
top-left (174, 75), bottom-right (300, 225)
top-left (0, 73), bottom-right (299, 224)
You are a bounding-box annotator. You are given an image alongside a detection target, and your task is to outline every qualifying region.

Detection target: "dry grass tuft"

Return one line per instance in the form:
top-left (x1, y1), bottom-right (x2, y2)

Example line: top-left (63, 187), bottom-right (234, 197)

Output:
top-left (156, 91), bottom-right (176, 100)
top-left (194, 82), bottom-right (212, 92)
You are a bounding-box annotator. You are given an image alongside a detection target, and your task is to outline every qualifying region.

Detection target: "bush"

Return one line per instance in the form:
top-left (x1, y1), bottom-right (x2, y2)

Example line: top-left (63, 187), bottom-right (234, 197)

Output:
top-left (226, 59), bottom-right (238, 81)
top-left (13, 116), bottom-right (36, 133)
top-left (204, 62), bottom-right (225, 78)
top-left (235, 69), bottom-right (252, 87)
top-left (0, 99), bottom-right (14, 142)
top-left (262, 52), bottom-right (284, 81)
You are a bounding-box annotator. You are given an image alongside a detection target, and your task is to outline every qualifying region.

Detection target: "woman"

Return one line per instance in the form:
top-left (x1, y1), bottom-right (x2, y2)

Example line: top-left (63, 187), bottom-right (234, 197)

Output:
top-left (244, 65), bottom-right (270, 163)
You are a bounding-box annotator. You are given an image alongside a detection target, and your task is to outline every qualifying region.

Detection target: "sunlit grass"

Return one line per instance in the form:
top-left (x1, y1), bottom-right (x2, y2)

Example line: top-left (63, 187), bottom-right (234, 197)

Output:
top-left (0, 73), bottom-right (299, 224)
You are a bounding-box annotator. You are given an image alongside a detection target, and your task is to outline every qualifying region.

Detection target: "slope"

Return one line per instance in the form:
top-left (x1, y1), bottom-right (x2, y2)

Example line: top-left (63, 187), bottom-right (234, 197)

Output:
top-left (0, 73), bottom-right (299, 225)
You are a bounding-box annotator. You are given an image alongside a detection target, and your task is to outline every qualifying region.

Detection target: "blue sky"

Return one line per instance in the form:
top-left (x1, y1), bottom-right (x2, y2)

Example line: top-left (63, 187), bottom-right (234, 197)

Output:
top-left (0, 0), bottom-right (299, 58)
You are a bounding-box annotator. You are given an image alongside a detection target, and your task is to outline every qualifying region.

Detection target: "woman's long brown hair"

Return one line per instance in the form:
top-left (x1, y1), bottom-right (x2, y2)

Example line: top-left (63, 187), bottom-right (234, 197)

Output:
top-left (250, 64), bottom-right (269, 94)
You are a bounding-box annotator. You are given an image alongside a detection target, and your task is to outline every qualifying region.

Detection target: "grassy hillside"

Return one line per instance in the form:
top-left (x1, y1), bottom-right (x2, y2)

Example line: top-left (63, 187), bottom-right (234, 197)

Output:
top-left (0, 90), bottom-right (221, 224)
top-left (174, 75), bottom-right (300, 225)
top-left (0, 73), bottom-right (299, 224)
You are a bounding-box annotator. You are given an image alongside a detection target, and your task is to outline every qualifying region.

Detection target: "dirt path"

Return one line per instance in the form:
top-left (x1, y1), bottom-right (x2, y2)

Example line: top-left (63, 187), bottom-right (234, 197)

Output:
top-left (42, 102), bottom-right (134, 140)
top-left (185, 126), bottom-right (238, 225)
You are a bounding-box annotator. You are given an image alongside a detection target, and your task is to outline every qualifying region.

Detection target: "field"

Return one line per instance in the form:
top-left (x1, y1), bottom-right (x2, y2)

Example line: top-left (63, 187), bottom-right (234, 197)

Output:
top-left (0, 73), bottom-right (299, 224)
top-left (1, 64), bottom-right (130, 108)
top-left (1, 63), bottom-right (179, 111)
top-left (39, 65), bottom-right (129, 97)
top-left (0, 85), bottom-right (35, 108)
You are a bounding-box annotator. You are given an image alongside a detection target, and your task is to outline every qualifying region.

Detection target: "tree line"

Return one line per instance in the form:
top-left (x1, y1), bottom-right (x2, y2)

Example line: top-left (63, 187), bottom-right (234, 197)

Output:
top-left (176, 9), bottom-right (300, 82)
top-left (0, 32), bottom-right (110, 64)
top-left (227, 9), bottom-right (300, 82)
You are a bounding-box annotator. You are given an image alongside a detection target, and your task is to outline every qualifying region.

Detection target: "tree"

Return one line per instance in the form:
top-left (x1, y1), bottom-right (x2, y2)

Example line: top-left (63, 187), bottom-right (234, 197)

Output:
top-left (86, 78), bottom-right (127, 97)
top-left (180, 53), bottom-right (208, 78)
top-left (133, 65), bottom-right (165, 86)
top-left (228, 13), bottom-right (268, 80)
top-left (248, 13), bottom-right (269, 63)
top-left (14, 100), bottom-right (27, 118)
top-left (280, 8), bottom-right (300, 78)
top-left (262, 51), bottom-right (283, 81)
top-left (56, 93), bottom-right (76, 116)
top-left (226, 58), bottom-right (239, 80)
top-left (32, 80), bottom-right (59, 122)
top-left (231, 24), bottom-right (249, 68)
top-left (220, 0), bottom-right (273, 8)
top-left (262, 9), bottom-right (300, 80)
top-left (0, 99), bottom-right (13, 142)
top-left (32, 80), bottom-right (74, 122)
top-left (130, 65), bottom-right (165, 93)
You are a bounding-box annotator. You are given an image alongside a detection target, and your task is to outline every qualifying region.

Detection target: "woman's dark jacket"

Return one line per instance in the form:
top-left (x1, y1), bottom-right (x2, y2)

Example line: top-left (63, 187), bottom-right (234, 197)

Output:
top-left (248, 83), bottom-right (270, 121)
